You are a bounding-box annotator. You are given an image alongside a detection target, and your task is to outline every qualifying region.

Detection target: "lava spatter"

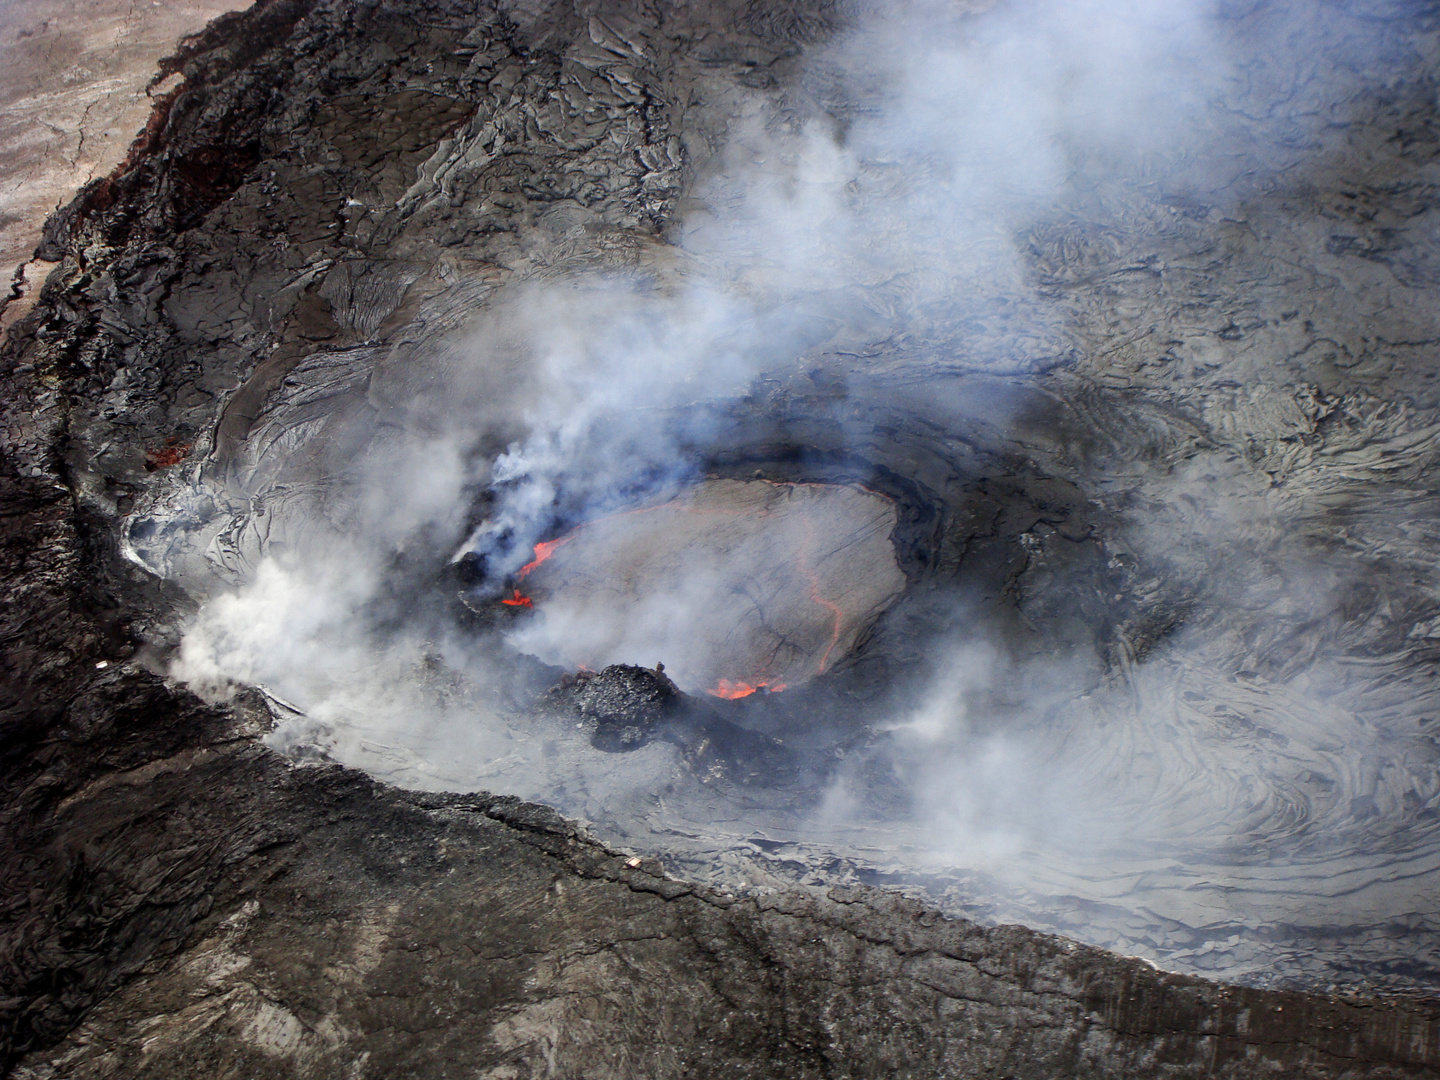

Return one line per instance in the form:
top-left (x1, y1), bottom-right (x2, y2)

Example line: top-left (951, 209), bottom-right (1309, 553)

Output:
top-left (707, 677), bottom-right (789, 699)
top-left (496, 538), bottom-right (572, 608)
top-left (518, 537), bottom-right (569, 580)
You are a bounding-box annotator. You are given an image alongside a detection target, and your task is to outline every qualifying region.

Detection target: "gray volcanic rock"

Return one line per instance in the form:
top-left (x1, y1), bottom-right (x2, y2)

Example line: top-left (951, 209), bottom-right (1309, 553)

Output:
top-left (570, 663), bottom-right (680, 750)
top-left (4, 0), bottom-right (1440, 1074)
top-left (0, 0), bottom-right (250, 335)
top-left (7, 751), bottom-right (1440, 1080)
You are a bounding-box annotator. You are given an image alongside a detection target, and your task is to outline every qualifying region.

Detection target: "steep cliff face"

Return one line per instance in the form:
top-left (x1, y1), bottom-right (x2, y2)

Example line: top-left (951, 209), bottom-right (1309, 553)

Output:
top-left (11, 773), bottom-right (1440, 1080)
top-left (4, 0), bottom-right (1440, 1074)
top-left (0, 0), bottom-right (251, 337)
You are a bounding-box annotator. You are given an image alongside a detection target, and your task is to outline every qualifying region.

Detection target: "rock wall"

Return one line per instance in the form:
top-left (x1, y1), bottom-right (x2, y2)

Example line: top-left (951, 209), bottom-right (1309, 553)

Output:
top-left (0, 0), bottom-right (251, 335)
top-left (7, 730), bottom-right (1440, 1079)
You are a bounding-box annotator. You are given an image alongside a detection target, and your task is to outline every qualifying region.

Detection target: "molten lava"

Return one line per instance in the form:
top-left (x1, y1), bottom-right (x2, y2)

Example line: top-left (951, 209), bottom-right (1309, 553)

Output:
top-left (518, 537), bottom-right (569, 580)
top-left (498, 539), bottom-right (568, 609)
top-left (505, 480), bottom-right (901, 692)
top-left (799, 515), bottom-right (844, 673)
top-left (707, 678), bottom-right (788, 699)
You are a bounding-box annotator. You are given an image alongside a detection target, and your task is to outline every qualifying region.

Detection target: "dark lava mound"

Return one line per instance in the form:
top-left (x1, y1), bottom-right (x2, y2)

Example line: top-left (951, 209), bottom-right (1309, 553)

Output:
top-left (565, 663), bottom-right (680, 750)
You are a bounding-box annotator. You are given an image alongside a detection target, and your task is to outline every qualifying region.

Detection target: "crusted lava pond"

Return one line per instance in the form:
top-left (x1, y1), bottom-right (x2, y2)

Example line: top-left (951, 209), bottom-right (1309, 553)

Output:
top-left (498, 479), bottom-right (906, 698)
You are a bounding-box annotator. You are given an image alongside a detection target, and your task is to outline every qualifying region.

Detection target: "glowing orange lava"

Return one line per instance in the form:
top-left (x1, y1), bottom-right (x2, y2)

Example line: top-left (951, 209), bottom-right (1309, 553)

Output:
top-left (707, 678), bottom-right (788, 699)
top-left (799, 516), bottom-right (843, 673)
top-left (497, 538), bottom-right (569, 609)
top-left (518, 537), bottom-right (569, 580)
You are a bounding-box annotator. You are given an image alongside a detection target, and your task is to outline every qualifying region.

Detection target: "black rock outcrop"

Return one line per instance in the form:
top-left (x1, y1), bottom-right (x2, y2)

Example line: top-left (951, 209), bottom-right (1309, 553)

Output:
top-left (569, 663), bottom-right (681, 750)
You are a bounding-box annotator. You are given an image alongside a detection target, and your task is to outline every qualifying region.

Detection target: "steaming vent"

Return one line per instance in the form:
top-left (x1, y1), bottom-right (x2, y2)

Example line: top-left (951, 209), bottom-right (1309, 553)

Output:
top-left (498, 479), bottom-right (906, 697)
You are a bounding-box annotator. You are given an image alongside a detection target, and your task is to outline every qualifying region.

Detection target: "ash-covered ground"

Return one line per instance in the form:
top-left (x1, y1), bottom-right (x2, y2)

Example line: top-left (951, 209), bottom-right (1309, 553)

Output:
top-left (8, 0), bottom-right (1440, 1073)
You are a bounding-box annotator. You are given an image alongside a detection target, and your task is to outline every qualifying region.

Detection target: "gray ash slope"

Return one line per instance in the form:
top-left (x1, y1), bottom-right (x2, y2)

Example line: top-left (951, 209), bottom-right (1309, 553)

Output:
top-left (6, 0), bottom-right (1440, 1073)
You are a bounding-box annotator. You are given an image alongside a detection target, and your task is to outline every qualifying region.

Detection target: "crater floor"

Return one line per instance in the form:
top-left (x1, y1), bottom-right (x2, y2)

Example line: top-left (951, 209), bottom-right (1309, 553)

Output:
top-left (508, 478), bottom-right (906, 695)
top-left (28, 0), bottom-right (1440, 996)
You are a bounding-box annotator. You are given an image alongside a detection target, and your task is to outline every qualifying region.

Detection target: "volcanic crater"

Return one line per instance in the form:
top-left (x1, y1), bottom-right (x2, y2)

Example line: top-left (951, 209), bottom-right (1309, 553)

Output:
top-left (42, 0), bottom-right (1440, 999)
top-left (7, 0), bottom-right (1440, 1075)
